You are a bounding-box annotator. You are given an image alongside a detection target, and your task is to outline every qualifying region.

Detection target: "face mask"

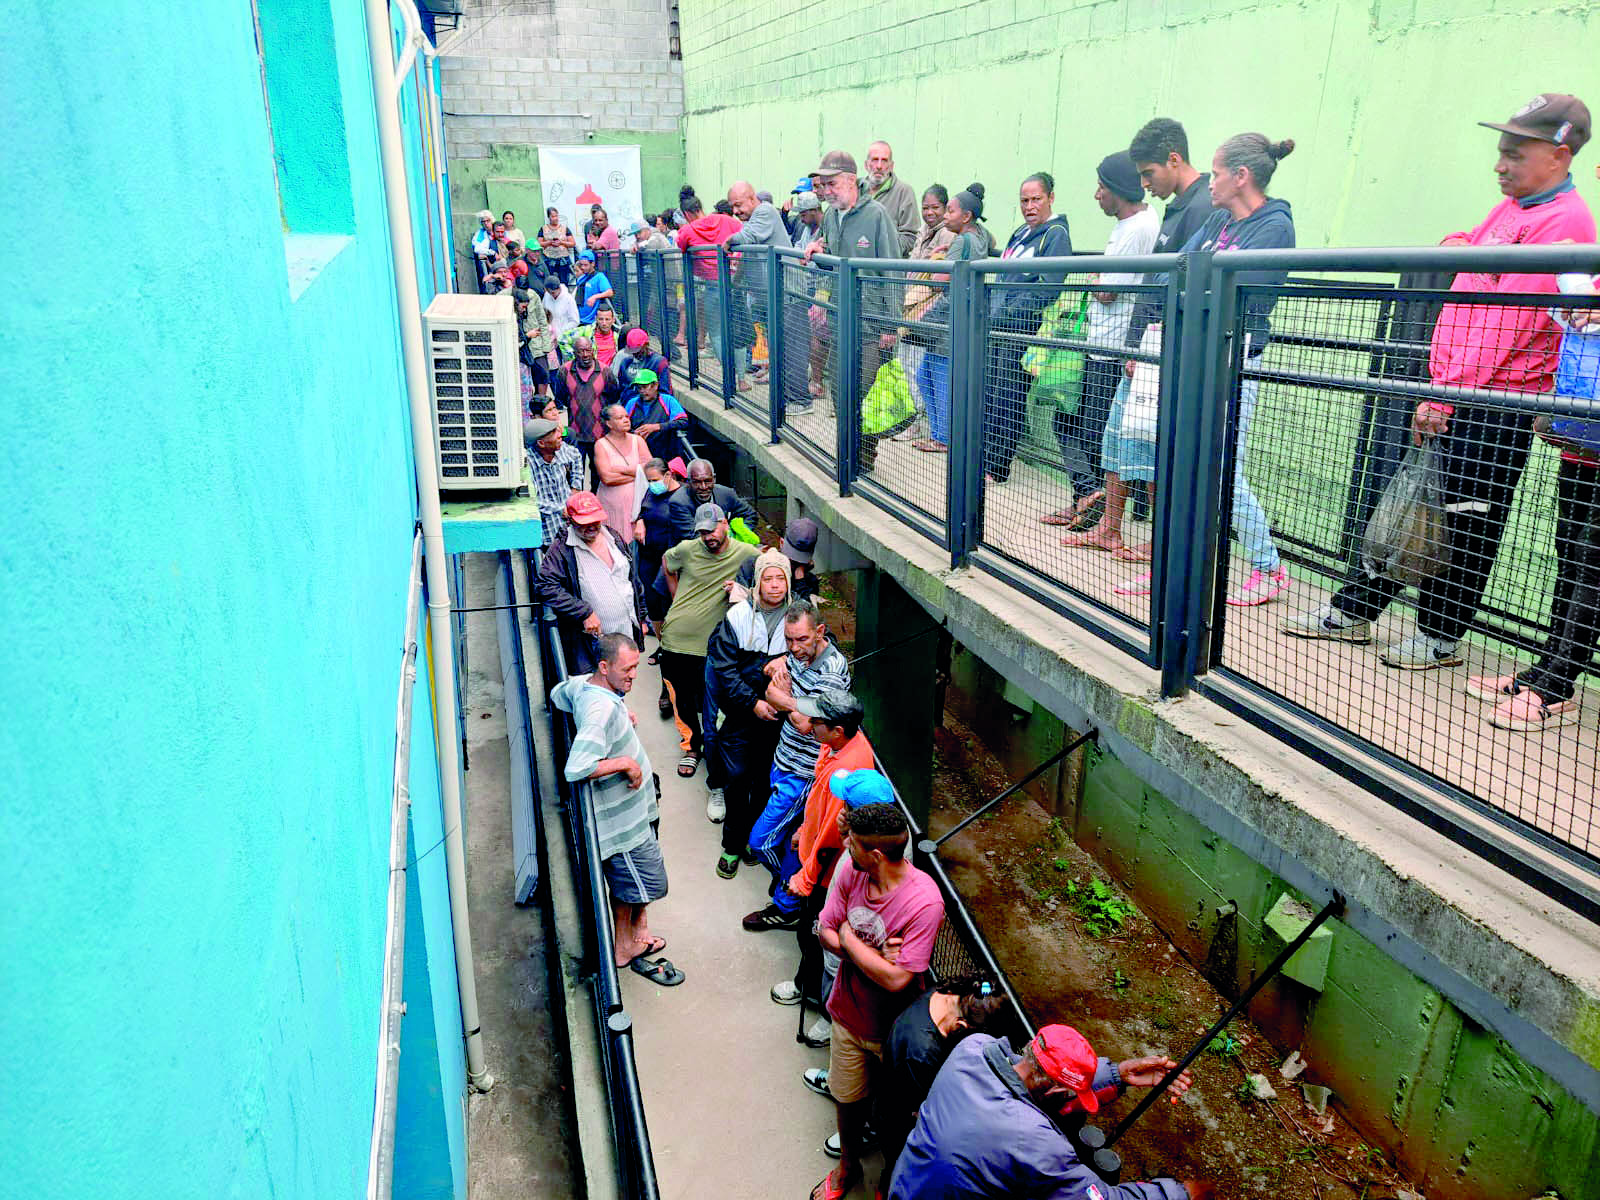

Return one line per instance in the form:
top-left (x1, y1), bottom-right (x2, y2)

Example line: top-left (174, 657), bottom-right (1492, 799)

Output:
top-left (648, 480), bottom-right (668, 496)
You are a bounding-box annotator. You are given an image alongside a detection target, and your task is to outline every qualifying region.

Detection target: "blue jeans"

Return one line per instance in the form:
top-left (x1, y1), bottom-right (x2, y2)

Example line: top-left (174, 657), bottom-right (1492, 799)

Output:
top-left (1232, 374), bottom-right (1279, 571)
top-left (702, 657), bottom-right (722, 787)
top-left (748, 766), bottom-right (811, 889)
top-left (918, 352), bottom-right (951, 444)
top-left (770, 841), bottom-right (807, 914)
top-left (697, 280), bottom-right (745, 382)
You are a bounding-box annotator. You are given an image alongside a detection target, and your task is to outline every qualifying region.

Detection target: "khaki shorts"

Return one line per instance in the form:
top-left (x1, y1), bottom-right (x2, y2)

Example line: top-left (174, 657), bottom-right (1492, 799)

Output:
top-left (827, 1022), bottom-right (883, 1104)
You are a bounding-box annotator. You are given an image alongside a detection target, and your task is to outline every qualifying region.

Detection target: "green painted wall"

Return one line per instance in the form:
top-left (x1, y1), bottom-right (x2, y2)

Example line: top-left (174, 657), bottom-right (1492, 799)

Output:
top-left (448, 131), bottom-right (685, 251)
top-left (1078, 749), bottom-right (1600, 1200)
top-left (679, 0), bottom-right (1598, 249)
top-left (945, 645), bottom-right (1598, 1198)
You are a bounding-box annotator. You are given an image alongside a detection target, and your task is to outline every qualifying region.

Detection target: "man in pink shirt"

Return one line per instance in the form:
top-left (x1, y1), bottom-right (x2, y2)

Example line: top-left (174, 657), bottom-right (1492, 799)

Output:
top-left (1284, 93), bottom-right (1595, 669)
top-left (808, 803), bottom-right (944, 1200)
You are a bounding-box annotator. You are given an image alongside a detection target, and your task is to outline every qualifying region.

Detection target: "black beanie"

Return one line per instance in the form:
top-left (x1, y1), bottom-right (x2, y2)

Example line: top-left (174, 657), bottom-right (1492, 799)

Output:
top-left (1097, 152), bottom-right (1144, 204)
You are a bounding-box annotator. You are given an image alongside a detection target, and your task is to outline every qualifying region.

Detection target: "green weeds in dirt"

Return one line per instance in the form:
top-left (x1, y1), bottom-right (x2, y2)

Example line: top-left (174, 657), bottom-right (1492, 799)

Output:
top-left (1065, 877), bottom-right (1136, 938)
top-left (1205, 1031), bottom-right (1242, 1061)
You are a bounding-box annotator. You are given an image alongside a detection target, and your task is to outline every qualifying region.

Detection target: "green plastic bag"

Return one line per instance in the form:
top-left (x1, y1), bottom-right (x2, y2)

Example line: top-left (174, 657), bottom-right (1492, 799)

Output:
top-left (862, 359), bottom-right (915, 436)
top-left (728, 516), bottom-right (761, 546)
top-left (1021, 291), bottom-right (1088, 413)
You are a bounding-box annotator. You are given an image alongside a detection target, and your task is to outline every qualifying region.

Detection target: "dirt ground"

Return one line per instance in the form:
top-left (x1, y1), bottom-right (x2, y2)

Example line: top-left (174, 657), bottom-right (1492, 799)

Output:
top-left (930, 716), bottom-right (1420, 1200)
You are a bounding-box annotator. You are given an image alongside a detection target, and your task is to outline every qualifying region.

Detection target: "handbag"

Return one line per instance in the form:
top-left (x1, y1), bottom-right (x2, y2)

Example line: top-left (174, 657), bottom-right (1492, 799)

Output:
top-left (902, 246), bottom-right (950, 322)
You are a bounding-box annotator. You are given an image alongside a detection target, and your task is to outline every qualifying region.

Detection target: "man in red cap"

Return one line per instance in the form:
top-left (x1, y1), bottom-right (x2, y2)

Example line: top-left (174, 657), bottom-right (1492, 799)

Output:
top-left (534, 491), bottom-right (647, 674)
top-left (888, 1022), bottom-right (1207, 1199)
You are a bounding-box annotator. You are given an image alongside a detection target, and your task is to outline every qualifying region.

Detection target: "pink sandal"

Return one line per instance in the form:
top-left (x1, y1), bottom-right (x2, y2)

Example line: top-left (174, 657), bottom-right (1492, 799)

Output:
top-left (1487, 690), bottom-right (1578, 733)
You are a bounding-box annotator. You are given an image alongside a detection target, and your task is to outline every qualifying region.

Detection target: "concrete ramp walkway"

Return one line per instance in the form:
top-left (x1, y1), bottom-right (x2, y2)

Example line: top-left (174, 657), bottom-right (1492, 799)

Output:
top-left (617, 639), bottom-right (873, 1200)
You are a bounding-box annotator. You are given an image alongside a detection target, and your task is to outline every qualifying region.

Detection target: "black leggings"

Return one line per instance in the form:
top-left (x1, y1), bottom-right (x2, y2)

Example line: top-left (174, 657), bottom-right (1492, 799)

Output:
top-left (1519, 459), bottom-right (1600, 702)
top-left (659, 651), bottom-right (706, 755)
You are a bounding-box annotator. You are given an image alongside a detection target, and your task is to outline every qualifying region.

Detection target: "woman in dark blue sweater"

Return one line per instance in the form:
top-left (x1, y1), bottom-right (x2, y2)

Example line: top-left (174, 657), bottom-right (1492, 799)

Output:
top-left (984, 172), bottom-right (1073, 483)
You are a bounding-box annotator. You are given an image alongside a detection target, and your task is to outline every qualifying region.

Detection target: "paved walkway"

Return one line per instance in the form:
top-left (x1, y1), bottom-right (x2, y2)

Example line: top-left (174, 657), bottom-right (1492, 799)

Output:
top-left (616, 636), bottom-right (877, 1200)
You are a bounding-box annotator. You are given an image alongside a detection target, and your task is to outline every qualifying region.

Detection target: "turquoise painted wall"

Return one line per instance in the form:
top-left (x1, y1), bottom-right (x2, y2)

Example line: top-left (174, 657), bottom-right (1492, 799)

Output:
top-left (680, 0), bottom-right (1599, 249)
top-left (1, 3), bottom-right (464, 1197)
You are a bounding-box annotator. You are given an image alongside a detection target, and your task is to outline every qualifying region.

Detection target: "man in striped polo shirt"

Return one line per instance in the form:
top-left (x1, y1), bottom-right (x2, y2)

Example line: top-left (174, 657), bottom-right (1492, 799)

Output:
top-left (553, 633), bottom-right (684, 987)
top-left (743, 600), bottom-right (853, 932)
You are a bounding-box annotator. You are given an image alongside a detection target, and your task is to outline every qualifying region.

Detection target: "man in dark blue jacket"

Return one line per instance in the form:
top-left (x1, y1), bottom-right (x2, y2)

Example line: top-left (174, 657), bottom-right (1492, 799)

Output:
top-left (985, 172), bottom-right (1072, 483)
top-left (668, 459), bottom-right (759, 545)
top-left (889, 1026), bottom-right (1207, 1200)
top-left (624, 369), bottom-right (689, 462)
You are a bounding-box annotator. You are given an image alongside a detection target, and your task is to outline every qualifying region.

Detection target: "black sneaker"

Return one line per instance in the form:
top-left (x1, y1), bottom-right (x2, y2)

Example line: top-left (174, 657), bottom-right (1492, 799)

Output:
top-left (742, 903), bottom-right (800, 932)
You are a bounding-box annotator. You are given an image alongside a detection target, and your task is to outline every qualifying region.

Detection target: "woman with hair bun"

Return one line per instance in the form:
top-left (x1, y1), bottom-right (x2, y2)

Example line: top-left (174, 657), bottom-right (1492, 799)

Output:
top-left (911, 184), bottom-right (990, 453)
top-left (1183, 133), bottom-right (1298, 608)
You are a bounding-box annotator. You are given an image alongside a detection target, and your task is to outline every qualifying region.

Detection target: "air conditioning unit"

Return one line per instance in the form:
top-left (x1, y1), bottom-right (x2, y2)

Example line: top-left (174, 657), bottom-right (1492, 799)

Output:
top-left (423, 293), bottom-right (522, 490)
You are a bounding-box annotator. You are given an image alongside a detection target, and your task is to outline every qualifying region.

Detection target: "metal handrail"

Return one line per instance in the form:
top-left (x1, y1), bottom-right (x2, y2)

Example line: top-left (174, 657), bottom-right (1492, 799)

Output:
top-left (528, 579), bottom-right (661, 1200)
top-left (654, 238), bottom-right (1600, 912)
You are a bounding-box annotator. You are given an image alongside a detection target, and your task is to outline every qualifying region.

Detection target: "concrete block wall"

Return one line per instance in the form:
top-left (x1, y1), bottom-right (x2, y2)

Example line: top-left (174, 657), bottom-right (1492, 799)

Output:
top-left (677, 0), bottom-right (1600, 249)
top-left (438, 0), bottom-right (685, 265)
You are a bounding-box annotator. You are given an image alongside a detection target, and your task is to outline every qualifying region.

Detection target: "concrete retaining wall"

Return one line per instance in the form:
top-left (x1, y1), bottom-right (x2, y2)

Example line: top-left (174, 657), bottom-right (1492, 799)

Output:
top-left (687, 382), bottom-right (1600, 1200)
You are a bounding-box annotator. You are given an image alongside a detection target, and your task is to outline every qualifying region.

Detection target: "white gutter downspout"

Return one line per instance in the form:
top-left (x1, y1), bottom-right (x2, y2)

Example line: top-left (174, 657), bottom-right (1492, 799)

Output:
top-left (364, 0), bottom-right (493, 1094)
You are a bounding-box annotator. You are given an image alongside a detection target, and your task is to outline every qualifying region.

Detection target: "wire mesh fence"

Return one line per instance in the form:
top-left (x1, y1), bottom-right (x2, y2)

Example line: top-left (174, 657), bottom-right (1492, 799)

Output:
top-left (728, 247), bottom-right (767, 422)
top-left (777, 254), bottom-right (839, 476)
top-left (973, 271), bottom-right (1169, 632)
top-left (1216, 278), bottom-right (1599, 857)
top-left (634, 251), bottom-right (673, 364)
top-left (655, 238), bottom-right (1599, 886)
top-left (685, 246), bottom-right (723, 396)
top-left (848, 266), bottom-right (952, 538)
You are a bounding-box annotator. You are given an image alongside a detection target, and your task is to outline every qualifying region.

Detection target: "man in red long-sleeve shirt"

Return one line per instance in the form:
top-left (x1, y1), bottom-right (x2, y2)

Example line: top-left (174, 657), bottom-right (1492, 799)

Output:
top-left (1283, 93), bottom-right (1595, 669)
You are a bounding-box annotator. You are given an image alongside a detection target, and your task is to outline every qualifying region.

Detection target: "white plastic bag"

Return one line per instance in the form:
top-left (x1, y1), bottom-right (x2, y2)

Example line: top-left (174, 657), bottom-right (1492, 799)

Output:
top-left (1121, 324), bottom-right (1162, 441)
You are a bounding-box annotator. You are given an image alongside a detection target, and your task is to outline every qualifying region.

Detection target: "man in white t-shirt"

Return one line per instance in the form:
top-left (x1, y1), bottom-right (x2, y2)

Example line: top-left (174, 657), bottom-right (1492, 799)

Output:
top-left (1051, 152), bottom-right (1161, 554)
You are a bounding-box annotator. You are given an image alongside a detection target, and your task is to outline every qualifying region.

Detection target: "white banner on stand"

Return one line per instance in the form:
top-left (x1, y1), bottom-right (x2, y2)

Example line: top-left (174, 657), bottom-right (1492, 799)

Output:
top-left (537, 145), bottom-right (644, 244)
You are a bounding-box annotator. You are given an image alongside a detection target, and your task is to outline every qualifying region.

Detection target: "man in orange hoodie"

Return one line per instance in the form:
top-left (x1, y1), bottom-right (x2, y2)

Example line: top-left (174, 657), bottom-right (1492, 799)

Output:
top-left (744, 689), bottom-right (875, 931)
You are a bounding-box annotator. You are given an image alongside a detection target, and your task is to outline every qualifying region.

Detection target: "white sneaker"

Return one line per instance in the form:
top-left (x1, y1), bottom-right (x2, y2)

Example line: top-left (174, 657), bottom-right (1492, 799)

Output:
top-left (1381, 633), bottom-right (1463, 671)
top-left (804, 1016), bottom-right (832, 1046)
top-left (1279, 602), bottom-right (1371, 643)
top-left (802, 1067), bottom-right (832, 1099)
top-left (705, 788), bottom-right (726, 823)
top-left (771, 980), bottom-right (802, 1006)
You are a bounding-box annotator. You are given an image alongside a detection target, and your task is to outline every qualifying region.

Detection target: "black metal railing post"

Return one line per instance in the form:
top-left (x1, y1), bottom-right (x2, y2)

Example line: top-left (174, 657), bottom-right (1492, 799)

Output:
top-left (966, 269), bottom-right (993, 551)
top-left (766, 245), bottom-right (785, 443)
top-left (615, 249), bottom-right (631, 323)
top-left (717, 246), bottom-right (736, 407)
top-left (946, 260), bottom-right (975, 567)
top-left (835, 258), bottom-right (859, 496)
top-left (654, 252), bottom-right (672, 363)
top-left (1157, 253), bottom-right (1210, 696)
top-left (683, 249), bottom-right (700, 389)
top-left (1200, 268), bottom-right (1245, 676)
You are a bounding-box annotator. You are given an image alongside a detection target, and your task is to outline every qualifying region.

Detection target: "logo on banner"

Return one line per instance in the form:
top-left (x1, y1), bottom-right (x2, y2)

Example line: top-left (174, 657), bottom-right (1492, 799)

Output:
top-left (608, 171), bottom-right (626, 189)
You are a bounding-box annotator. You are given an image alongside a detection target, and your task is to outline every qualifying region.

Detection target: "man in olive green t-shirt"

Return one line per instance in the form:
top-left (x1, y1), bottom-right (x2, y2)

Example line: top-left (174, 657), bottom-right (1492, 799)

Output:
top-left (660, 503), bottom-right (758, 774)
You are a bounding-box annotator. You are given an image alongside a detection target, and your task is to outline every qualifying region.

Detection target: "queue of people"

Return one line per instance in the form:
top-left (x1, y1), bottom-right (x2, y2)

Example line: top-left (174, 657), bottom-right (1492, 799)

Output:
top-left (538, 453), bottom-right (1210, 1195)
top-left (519, 89), bottom-right (1593, 1200)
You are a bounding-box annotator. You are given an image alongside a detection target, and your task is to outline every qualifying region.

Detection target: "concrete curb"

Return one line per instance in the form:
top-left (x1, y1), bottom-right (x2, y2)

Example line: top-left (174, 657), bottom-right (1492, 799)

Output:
top-left (513, 553), bottom-right (620, 1200)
